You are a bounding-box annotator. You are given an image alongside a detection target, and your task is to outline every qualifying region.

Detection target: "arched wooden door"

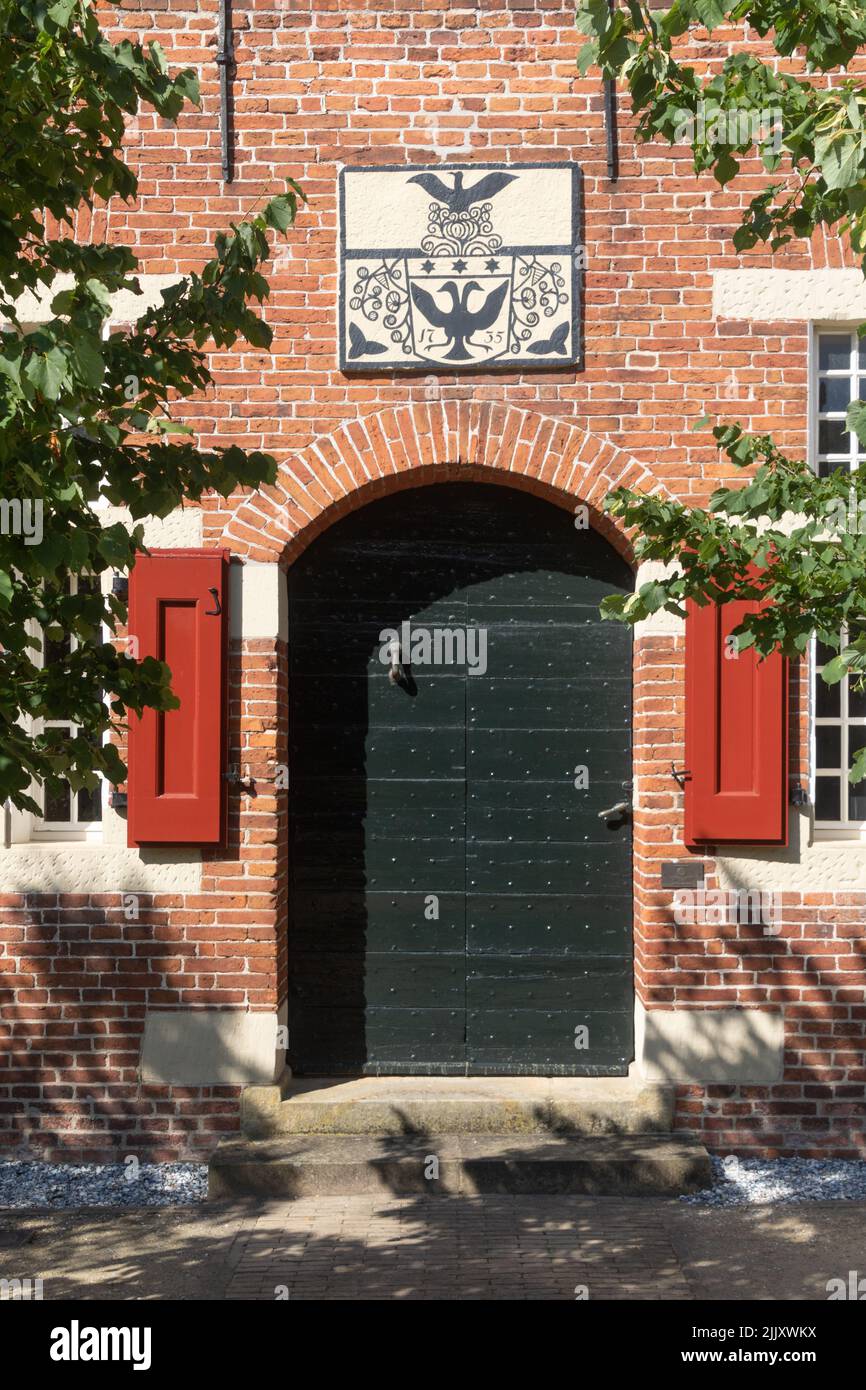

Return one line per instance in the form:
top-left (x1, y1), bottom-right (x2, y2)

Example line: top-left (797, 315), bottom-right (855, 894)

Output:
top-left (287, 484), bottom-right (633, 1075)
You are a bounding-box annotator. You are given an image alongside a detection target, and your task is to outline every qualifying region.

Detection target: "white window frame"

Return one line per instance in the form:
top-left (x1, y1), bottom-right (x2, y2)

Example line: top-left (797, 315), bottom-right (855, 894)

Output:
top-left (810, 323), bottom-right (866, 838)
top-left (26, 574), bottom-right (106, 844)
top-left (0, 318), bottom-right (116, 847)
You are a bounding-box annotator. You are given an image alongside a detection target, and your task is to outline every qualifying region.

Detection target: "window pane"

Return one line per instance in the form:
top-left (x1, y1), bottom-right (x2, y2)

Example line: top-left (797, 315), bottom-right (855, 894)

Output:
top-left (819, 335), bottom-right (852, 372)
top-left (42, 726), bottom-right (71, 822)
top-left (44, 776), bottom-right (71, 822)
top-left (858, 335), bottom-right (866, 369)
top-left (849, 724), bottom-right (866, 765)
top-left (819, 377), bottom-right (851, 412)
top-left (819, 456), bottom-right (849, 478)
top-left (815, 775), bottom-right (841, 821)
top-left (815, 678), bottom-right (841, 717)
top-left (818, 419), bottom-right (851, 455)
top-left (817, 337), bottom-right (856, 375)
top-left (815, 725), bottom-right (841, 768)
top-left (815, 638), bottom-right (838, 666)
top-left (77, 784), bottom-right (102, 823)
top-left (848, 727), bottom-right (866, 819)
top-left (44, 629), bottom-right (71, 667)
top-left (849, 681), bottom-right (866, 719)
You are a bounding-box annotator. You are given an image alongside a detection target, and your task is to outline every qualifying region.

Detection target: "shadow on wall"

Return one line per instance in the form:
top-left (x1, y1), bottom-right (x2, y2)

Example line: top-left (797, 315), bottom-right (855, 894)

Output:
top-left (645, 806), bottom-right (866, 1157)
top-left (0, 866), bottom-right (256, 1162)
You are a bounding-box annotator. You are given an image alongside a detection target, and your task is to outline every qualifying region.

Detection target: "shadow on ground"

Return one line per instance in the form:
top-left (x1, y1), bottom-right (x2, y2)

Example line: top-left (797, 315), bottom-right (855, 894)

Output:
top-left (1, 1191), bottom-right (863, 1301)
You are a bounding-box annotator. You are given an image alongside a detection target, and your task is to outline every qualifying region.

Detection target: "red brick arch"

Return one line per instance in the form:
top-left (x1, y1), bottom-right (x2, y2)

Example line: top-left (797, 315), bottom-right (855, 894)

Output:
top-left (220, 402), bottom-right (663, 566)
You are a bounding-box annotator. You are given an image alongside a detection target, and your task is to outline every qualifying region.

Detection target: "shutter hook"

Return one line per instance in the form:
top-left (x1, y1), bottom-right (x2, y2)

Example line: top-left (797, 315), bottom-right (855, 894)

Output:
top-left (205, 587), bottom-right (222, 616)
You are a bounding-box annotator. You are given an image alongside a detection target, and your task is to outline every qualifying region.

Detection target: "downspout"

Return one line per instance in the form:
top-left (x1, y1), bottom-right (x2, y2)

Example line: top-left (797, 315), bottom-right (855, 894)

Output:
top-left (216, 0), bottom-right (235, 184)
top-left (603, 0), bottom-right (619, 183)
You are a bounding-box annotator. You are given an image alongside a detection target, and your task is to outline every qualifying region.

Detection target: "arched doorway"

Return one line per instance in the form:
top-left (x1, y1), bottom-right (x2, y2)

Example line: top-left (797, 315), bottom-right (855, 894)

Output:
top-left (287, 483), bottom-right (634, 1075)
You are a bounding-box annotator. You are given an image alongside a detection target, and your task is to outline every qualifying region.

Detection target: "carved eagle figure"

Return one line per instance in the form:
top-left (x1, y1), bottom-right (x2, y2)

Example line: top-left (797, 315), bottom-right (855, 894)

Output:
top-left (410, 279), bottom-right (509, 360)
top-left (407, 170), bottom-right (517, 213)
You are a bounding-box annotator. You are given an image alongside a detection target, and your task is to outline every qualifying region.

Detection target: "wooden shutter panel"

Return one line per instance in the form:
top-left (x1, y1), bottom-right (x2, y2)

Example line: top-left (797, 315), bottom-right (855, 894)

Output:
top-left (684, 596), bottom-right (788, 846)
top-left (127, 549), bottom-right (229, 846)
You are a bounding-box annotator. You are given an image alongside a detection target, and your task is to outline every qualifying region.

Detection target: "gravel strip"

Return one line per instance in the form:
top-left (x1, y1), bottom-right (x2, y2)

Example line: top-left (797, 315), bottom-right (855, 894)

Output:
top-left (4, 1155), bottom-right (866, 1210)
top-left (0, 1162), bottom-right (207, 1209)
top-left (681, 1155), bottom-right (866, 1206)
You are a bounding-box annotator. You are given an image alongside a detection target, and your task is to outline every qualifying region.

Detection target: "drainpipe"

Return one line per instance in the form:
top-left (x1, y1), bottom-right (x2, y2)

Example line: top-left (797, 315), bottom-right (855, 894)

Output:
top-left (216, 0), bottom-right (235, 184)
top-left (603, 0), bottom-right (619, 183)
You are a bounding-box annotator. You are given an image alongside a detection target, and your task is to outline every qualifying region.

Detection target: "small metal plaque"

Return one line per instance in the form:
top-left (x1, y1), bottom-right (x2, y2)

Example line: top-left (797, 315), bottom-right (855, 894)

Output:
top-left (660, 860), bottom-right (706, 889)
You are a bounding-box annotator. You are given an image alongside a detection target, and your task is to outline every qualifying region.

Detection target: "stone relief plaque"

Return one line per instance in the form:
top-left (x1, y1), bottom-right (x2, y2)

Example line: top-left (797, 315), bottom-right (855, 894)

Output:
top-left (339, 163), bottom-right (581, 372)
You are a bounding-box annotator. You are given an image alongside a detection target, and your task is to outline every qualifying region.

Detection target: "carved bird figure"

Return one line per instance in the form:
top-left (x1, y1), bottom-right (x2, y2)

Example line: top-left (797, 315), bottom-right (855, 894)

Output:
top-left (407, 170), bottom-right (517, 213)
top-left (410, 279), bottom-right (509, 360)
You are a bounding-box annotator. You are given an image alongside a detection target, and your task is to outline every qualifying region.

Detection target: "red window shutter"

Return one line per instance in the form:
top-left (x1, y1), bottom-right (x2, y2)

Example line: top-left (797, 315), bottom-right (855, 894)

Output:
top-left (127, 549), bottom-right (229, 846)
top-left (685, 596), bottom-right (788, 846)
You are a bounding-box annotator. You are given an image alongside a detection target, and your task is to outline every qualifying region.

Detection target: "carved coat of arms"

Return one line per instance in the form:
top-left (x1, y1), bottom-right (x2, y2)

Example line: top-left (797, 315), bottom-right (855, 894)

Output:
top-left (340, 163), bottom-right (581, 372)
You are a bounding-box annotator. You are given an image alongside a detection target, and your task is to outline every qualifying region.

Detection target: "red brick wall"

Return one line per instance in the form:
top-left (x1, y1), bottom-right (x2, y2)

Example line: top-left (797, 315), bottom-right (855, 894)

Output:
top-left (0, 890), bottom-right (243, 1161)
top-left (0, 635), bottom-right (282, 1160)
top-left (1, 2), bottom-right (864, 1160)
top-left (636, 636), bottom-right (866, 1159)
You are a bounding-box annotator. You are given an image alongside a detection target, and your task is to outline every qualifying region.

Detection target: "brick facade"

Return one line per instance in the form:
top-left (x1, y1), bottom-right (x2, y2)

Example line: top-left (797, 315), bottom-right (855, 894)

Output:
top-left (1, 1), bottom-right (865, 1161)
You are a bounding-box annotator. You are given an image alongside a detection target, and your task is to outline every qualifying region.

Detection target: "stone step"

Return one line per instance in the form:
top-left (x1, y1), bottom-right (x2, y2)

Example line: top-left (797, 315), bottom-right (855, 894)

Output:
top-left (241, 1075), bottom-right (676, 1139)
top-left (208, 1133), bottom-right (712, 1199)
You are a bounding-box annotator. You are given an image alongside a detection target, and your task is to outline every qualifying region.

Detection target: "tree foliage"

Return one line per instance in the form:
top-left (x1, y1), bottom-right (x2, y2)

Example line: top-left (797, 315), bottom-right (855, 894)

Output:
top-left (576, 0), bottom-right (866, 780)
top-left (0, 0), bottom-right (302, 811)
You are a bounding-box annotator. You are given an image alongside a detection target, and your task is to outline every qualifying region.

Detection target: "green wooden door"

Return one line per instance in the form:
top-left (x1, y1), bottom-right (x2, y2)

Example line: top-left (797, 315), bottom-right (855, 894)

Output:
top-left (288, 484), bottom-right (633, 1075)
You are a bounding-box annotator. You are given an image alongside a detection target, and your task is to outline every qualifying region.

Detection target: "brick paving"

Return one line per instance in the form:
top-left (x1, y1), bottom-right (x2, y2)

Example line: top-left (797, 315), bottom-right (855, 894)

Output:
top-left (222, 1196), bottom-right (692, 1301)
top-left (4, 1196), bottom-right (866, 1300)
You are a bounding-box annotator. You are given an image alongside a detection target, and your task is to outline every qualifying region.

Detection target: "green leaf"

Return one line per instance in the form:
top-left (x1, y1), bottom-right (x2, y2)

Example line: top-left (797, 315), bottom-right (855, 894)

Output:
top-left (51, 288), bottom-right (77, 315)
top-left (263, 194), bottom-right (297, 233)
top-left (637, 581), bottom-right (670, 612)
top-left (47, 0), bottom-right (77, 28)
top-left (850, 743), bottom-right (866, 785)
top-left (84, 278), bottom-right (113, 314)
top-left (692, 0), bottom-right (726, 29)
top-left (714, 152), bottom-right (739, 186)
top-left (24, 347), bottom-right (67, 400)
top-left (151, 418), bottom-right (194, 435)
top-left (815, 132), bottom-right (862, 191)
top-left (848, 400), bottom-right (866, 447)
top-left (71, 337), bottom-right (104, 387)
top-left (0, 348), bottom-right (22, 387)
top-left (577, 40), bottom-right (599, 76)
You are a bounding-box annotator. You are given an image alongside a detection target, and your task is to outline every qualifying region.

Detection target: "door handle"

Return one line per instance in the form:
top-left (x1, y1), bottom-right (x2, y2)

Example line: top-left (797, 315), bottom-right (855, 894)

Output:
top-left (387, 639), bottom-right (406, 685)
top-left (205, 587), bottom-right (221, 616)
top-left (597, 800), bottom-right (631, 821)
